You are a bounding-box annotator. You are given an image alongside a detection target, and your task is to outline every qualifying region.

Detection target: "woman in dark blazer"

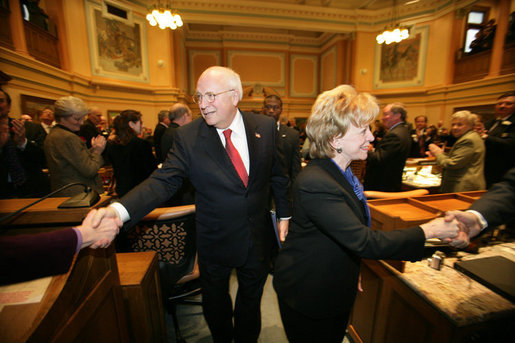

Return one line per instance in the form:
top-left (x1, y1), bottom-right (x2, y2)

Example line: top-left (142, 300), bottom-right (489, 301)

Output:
top-left (105, 110), bottom-right (157, 198)
top-left (273, 85), bottom-right (460, 343)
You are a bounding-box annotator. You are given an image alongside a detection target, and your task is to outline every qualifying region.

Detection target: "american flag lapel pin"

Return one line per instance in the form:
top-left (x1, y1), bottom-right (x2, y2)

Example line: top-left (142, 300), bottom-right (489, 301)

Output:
top-left (255, 132), bottom-right (261, 138)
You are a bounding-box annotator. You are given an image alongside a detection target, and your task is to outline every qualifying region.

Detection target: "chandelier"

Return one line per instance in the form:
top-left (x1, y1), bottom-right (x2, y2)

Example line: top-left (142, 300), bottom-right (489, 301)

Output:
top-left (376, 27), bottom-right (409, 44)
top-left (146, 1), bottom-right (183, 30)
top-left (376, 0), bottom-right (409, 44)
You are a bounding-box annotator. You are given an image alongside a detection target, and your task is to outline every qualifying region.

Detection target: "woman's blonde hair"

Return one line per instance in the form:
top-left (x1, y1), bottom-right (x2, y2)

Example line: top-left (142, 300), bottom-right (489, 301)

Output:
top-left (307, 85), bottom-right (379, 159)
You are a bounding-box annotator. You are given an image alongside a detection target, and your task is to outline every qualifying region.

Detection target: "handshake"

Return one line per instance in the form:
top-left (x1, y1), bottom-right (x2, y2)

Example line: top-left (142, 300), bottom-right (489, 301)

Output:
top-left (78, 207), bottom-right (122, 249)
top-left (420, 210), bottom-right (483, 248)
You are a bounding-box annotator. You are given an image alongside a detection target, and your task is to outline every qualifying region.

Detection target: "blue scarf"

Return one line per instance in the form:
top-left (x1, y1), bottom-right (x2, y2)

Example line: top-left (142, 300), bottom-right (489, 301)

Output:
top-left (331, 159), bottom-right (371, 227)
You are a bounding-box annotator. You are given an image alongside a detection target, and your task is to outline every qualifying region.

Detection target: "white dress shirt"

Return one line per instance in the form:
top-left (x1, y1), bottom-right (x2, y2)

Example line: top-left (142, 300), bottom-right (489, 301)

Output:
top-left (216, 109), bottom-right (250, 174)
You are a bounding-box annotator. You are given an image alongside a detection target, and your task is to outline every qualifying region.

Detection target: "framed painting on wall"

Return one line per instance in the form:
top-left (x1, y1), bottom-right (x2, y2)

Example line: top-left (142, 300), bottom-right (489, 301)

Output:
top-left (107, 110), bottom-right (122, 125)
top-left (20, 94), bottom-right (56, 118)
top-left (85, 0), bottom-right (149, 83)
top-left (374, 26), bottom-right (429, 89)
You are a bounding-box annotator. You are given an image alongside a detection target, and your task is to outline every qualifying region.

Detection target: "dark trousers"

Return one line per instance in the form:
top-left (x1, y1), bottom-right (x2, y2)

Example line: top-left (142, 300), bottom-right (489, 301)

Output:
top-left (199, 246), bottom-right (269, 343)
top-left (278, 298), bottom-right (349, 343)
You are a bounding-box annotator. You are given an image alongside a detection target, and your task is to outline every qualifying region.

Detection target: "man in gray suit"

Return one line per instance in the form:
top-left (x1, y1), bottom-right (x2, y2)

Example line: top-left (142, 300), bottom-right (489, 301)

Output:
top-left (364, 102), bottom-right (411, 192)
top-left (89, 66), bottom-right (290, 342)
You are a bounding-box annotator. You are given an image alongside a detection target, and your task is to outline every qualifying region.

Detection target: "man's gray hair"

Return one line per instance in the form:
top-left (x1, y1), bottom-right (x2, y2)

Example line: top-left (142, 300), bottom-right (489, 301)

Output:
top-left (54, 96), bottom-right (88, 120)
top-left (158, 110), bottom-right (170, 122)
top-left (169, 103), bottom-right (191, 121)
top-left (389, 102), bottom-right (407, 121)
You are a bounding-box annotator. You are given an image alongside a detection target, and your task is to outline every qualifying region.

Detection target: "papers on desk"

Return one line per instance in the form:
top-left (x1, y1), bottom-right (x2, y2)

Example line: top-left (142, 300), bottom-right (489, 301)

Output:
top-left (403, 166), bottom-right (441, 188)
top-left (0, 277), bottom-right (52, 313)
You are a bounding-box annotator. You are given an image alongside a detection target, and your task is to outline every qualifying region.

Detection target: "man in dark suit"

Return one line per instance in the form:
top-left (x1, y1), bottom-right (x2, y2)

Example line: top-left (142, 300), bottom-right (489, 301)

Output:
top-left (153, 109), bottom-right (170, 163)
top-left (445, 166), bottom-right (515, 247)
top-left (0, 89), bottom-right (49, 198)
top-left (160, 103), bottom-right (194, 205)
top-left (364, 102), bottom-right (411, 192)
top-left (262, 95), bottom-right (301, 185)
top-left (160, 103), bottom-right (192, 161)
top-left (483, 91), bottom-right (515, 188)
top-left (90, 66), bottom-right (290, 342)
top-left (409, 115), bottom-right (429, 157)
top-left (78, 107), bottom-right (102, 148)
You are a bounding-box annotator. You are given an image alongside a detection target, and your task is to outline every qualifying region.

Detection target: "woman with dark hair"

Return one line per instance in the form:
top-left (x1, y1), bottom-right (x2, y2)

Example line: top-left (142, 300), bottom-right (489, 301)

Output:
top-left (105, 110), bottom-right (157, 197)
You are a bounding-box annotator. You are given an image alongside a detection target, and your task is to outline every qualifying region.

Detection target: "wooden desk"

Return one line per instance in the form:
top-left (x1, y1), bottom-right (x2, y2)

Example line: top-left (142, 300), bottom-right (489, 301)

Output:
top-left (349, 191), bottom-right (513, 343)
top-left (117, 252), bottom-right (166, 343)
top-left (0, 195), bottom-right (112, 230)
top-left (0, 245), bottom-right (129, 342)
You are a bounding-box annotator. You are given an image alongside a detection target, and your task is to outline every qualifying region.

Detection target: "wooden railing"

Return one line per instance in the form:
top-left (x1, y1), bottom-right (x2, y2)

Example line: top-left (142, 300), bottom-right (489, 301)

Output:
top-left (0, 5), bottom-right (13, 49)
top-left (453, 49), bottom-right (491, 84)
top-left (23, 20), bottom-right (60, 68)
top-left (501, 42), bottom-right (515, 75)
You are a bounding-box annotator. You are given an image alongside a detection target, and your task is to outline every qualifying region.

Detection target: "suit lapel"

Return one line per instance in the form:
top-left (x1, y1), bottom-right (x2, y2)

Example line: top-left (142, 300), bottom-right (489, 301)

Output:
top-left (199, 121), bottom-right (244, 186)
top-left (317, 159), bottom-right (368, 225)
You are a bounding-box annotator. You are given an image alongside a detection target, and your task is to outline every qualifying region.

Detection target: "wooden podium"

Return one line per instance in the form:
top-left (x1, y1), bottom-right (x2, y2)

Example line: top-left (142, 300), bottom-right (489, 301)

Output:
top-left (0, 245), bottom-right (129, 342)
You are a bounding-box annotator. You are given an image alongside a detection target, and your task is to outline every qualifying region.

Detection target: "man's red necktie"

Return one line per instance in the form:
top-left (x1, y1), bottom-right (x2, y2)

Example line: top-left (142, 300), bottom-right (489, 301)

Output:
top-left (223, 129), bottom-right (248, 187)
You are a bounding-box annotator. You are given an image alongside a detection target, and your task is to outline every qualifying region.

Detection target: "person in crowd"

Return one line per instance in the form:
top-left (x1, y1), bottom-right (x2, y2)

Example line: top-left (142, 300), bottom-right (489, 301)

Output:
top-left (20, 114), bottom-right (32, 122)
top-left (483, 91), bottom-right (515, 188)
top-left (0, 209), bottom-right (121, 285)
top-left (78, 107), bottom-right (103, 148)
top-left (474, 116), bottom-right (487, 136)
top-left (160, 103), bottom-right (195, 205)
top-left (160, 103), bottom-right (192, 161)
top-left (39, 106), bottom-right (55, 135)
top-left (434, 120), bottom-right (456, 148)
top-left (88, 66), bottom-right (290, 343)
top-left (153, 109), bottom-right (170, 163)
top-left (262, 94), bottom-right (301, 185)
top-left (445, 166), bottom-right (515, 248)
top-left (105, 110), bottom-right (157, 198)
top-left (364, 102), bottom-right (411, 192)
top-left (428, 110), bottom-right (485, 193)
top-left (272, 85), bottom-right (460, 342)
top-left (372, 119), bottom-right (386, 147)
top-left (0, 89), bottom-right (48, 198)
top-left (409, 115), bottom-right (429, 157)
top-left (469, 19), bottom-right (496, 54)
top-left (44, 96), bottom-right (106, 196)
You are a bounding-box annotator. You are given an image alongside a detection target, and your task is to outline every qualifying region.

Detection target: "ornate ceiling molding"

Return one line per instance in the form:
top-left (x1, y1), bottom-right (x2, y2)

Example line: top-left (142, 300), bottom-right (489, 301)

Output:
top-left (171, 0), bottom-right (478, 32)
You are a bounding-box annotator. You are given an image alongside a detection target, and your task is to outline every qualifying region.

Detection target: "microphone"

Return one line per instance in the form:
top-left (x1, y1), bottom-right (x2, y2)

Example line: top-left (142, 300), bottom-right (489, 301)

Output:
top-left (0, 183), bottom-right (100, 224)
top-left (58, 184), bottom-right (100, 209)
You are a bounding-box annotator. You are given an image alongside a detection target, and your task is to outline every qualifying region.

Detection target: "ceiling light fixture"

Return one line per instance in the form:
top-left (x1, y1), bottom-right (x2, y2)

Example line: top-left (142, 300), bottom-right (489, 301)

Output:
top-left (376, 0), bottom-right (409, 44)
top-left (146, 1), bottom-right (183, 30)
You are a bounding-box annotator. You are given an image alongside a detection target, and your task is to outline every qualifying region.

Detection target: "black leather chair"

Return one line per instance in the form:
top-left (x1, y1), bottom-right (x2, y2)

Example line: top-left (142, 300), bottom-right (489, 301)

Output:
top-left (125, 205), bottom-right (201, 343)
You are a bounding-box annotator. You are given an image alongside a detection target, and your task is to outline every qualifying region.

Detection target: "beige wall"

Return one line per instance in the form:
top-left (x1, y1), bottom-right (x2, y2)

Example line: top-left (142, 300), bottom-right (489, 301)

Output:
top-left (1, 0), bottom-right (514, 131)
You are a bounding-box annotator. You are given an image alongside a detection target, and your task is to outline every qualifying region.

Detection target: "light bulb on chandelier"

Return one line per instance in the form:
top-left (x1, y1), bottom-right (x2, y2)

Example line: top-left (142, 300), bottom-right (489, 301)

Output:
top-left (376, 0), bottom-right (409, 44)
top-left (146, 1), bottom-right (183, 30)
top-left (376, 27), bottom-right (409, 45)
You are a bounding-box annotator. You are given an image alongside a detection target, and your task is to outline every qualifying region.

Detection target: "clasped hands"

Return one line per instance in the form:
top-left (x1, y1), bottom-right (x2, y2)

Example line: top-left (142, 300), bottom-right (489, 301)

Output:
top-left (420, 210), bottom-right (482, 248)
top-left (79, 207), bottom-right (122, 249)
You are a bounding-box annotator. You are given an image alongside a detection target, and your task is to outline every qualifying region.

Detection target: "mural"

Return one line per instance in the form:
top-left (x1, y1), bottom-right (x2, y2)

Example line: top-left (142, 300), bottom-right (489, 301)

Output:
top-left (374, 26), bottom-right (428, 89)
top-left (86, 1), bottom-right (148, 83)
top-left (95, 10), bottom-right (142, 75)
top-left (380, 33), bottom-right (421, 83)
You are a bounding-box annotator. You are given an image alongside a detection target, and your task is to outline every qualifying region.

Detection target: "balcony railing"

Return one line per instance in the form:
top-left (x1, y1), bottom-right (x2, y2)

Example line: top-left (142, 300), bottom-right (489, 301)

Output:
top-left (23, 20), bottom-right (60, 68)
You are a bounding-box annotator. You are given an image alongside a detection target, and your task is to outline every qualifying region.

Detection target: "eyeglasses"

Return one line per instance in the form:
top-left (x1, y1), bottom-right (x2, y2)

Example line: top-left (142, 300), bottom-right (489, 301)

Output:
top-left (193, 89), bottom-right (235, 104)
